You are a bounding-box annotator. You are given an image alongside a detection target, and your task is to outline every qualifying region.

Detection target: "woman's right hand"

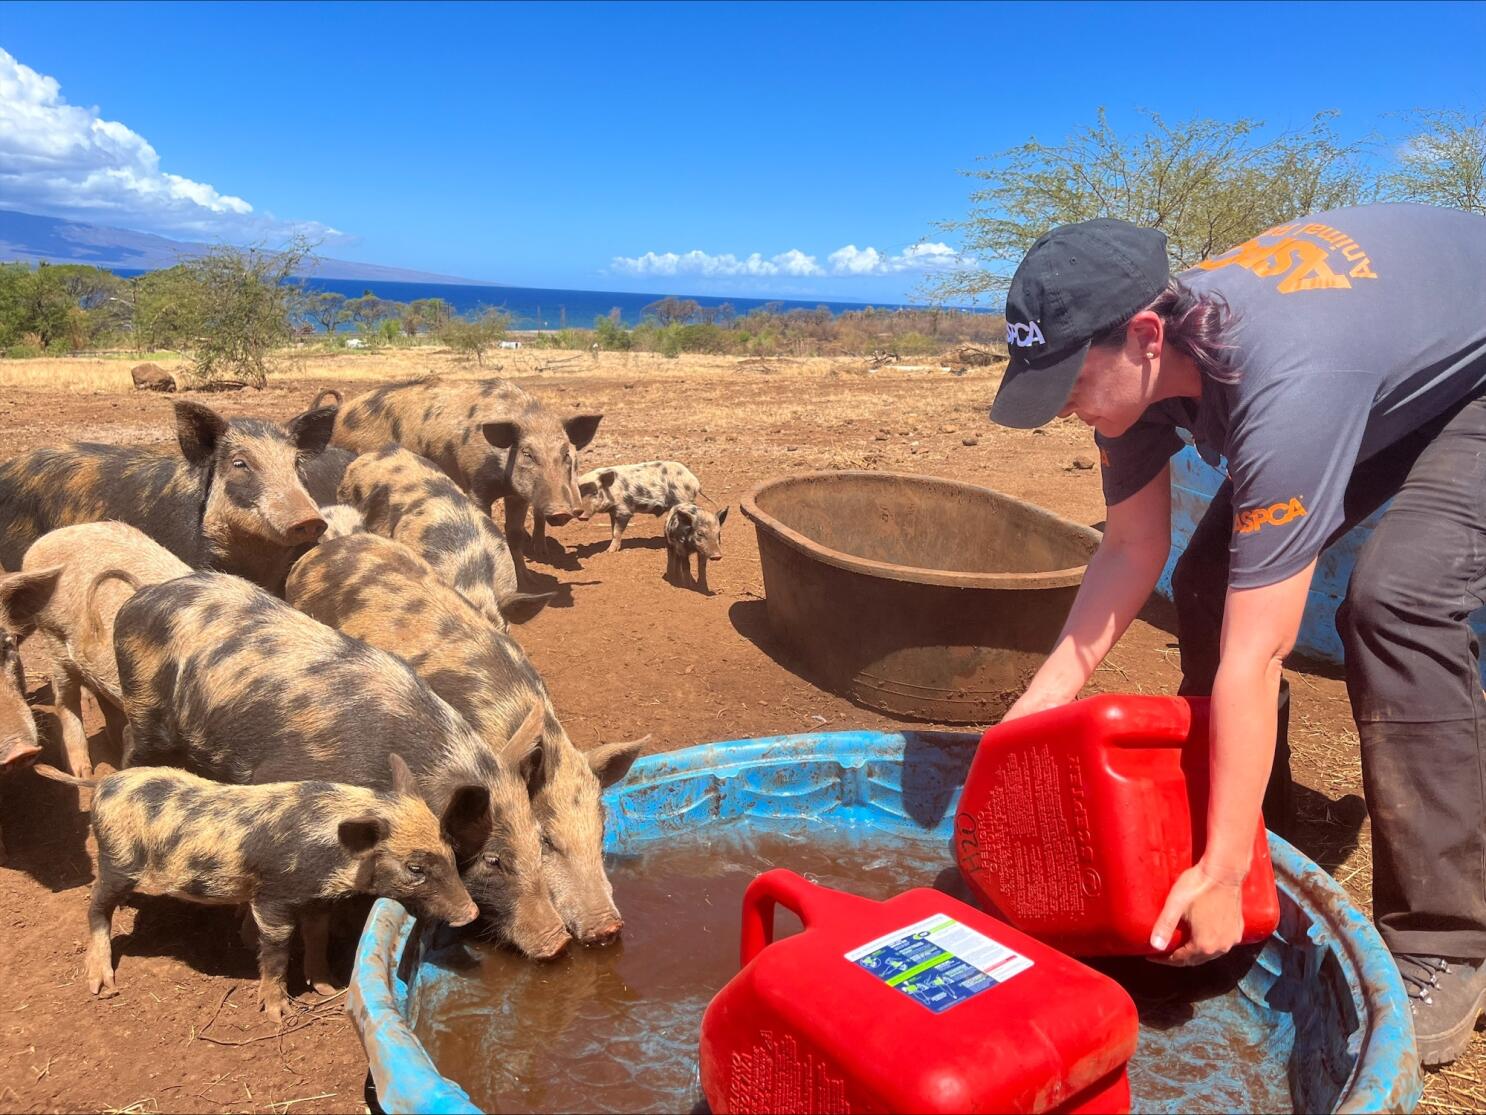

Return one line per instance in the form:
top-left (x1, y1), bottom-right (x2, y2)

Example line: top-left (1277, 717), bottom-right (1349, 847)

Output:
top-left (999, 688), bottom-right (1071, 724)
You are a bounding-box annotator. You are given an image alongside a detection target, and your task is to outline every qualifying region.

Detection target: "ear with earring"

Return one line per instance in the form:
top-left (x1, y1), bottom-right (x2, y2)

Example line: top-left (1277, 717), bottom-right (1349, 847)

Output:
top-left (1144, 351), bottom-right (1156, 359)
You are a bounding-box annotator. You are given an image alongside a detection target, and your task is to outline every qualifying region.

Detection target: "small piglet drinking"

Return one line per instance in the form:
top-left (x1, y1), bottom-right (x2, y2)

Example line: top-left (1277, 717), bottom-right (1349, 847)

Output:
top-left (579, 461), bottom-right (703, 553)
top-left (113, 572), bottom-right (569, 959)
top-left (35, 755), bottom-right (476, 1021)
top-left (664, 503), bottom-right (728, 593)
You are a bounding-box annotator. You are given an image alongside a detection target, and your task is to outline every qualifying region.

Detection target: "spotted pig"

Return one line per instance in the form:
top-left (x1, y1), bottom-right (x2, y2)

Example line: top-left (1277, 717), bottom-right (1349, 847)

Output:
top-left (0, 567), bottom-right (46, 861)
top-left (287, 532), bottom-right (645, 943)
top-left (34, 754), bottom-right (475, 1021)
top-left (579, 461), bottom-right (704, 553)
top-left (317, 504), bottom-right (366, 540)
top-left (0, 401), bottom-right (335, 594)
top-left (3, 523), bottom-right (191, 778)
top-left (331, 376), bottom-right (602, 581)
top-left (664, 503), bottom-right (728, 594)
top-left (338, 445), bottom-right (549, 629)
top-left (113, 572), bottom-right (569, 959)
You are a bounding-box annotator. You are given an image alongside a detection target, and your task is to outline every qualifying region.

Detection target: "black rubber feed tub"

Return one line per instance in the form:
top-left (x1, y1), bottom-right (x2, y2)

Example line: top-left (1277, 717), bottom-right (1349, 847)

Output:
top-left (741, 470), bottom-right (1102, 723)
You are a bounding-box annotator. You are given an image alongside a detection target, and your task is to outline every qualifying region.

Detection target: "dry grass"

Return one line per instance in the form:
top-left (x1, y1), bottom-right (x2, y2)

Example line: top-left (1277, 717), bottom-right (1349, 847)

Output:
top-left (0, 345), bottom-right (975, 394)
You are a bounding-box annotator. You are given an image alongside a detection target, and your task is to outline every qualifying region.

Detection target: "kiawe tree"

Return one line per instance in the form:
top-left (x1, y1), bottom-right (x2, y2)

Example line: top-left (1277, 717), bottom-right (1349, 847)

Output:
top-left (1383, 108), bottom-right (1486, 214)
top-left (929, 109), bottom-right (1371, 303)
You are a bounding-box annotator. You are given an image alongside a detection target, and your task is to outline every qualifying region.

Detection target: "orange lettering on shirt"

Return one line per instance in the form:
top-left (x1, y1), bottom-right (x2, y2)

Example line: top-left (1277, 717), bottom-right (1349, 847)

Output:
top-left (1198, 226), bottom-right (1378, 294)
top-left (1232, 496), bottom-right (1309, 536)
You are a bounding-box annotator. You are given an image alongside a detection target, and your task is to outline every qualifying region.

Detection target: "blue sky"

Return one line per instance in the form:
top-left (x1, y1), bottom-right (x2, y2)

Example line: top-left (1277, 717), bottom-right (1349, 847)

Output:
top-left (3, 1), bottom-right (1484, 303)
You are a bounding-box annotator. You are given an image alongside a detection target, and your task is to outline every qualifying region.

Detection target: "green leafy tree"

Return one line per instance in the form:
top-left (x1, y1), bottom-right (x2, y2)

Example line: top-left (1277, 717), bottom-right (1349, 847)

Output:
top-left (1383, 108), bottom-right (1486, 214)
top-left (440, 307), bottom-right (510, 365)
top-left (303, 290), bottom-right (350, 335)
top-left (186, 239), bottom-right (313, 388)
top-left (930, 109), bottom-right (1372, 302)
top-left (642, 296), bottom-right (701, 325)
top-left (132, 265), bottom-right (205, 353)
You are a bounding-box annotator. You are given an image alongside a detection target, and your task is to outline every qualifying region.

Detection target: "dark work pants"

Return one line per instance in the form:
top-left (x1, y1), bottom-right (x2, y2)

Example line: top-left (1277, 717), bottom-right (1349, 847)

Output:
top-left (1171, 393), bottom-right (1486, 958)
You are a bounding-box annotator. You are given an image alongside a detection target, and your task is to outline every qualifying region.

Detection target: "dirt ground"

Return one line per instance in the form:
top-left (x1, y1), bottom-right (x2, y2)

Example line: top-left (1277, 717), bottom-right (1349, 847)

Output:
top-left (0, 348), bottom-right (1476, 1113)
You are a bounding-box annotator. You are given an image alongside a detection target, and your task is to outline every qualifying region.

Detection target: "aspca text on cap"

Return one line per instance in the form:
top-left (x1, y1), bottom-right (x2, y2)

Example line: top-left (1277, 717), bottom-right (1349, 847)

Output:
top-left (1006, 321), bottom-right (1046, 348)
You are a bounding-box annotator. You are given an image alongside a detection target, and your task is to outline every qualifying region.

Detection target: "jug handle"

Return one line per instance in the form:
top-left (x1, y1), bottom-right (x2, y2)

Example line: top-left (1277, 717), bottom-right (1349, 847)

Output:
top-left (740, 869), bottom-right (826, 967)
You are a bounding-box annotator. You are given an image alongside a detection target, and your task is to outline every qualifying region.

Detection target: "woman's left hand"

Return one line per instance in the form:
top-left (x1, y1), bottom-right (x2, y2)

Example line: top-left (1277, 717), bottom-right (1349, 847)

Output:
top-left (1149, 863), bottom-right (1246, 966)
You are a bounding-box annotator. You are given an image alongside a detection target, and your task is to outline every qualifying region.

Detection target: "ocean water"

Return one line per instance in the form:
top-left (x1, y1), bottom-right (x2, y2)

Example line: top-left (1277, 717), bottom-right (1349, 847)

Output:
top-left (114, 269), bottom-right (955, 330)
top-left (293, 277), bottom-right (937, 329)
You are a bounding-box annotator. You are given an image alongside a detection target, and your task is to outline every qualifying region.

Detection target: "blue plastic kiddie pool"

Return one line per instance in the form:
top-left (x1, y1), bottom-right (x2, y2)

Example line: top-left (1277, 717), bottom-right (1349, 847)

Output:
top-left (348, 730), bottom-right (1420, 1114)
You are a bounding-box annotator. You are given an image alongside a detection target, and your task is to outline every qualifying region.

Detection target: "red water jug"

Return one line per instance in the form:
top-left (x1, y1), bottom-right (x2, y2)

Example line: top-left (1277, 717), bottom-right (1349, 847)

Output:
top-left (699, 869), bottom-right (1139, 1114)
top-left (954, 694), bottom-right (1280, 956)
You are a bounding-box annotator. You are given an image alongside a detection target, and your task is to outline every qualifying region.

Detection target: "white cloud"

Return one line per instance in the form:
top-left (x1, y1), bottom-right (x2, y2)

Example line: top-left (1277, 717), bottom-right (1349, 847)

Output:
top-left (0, 48), bottom-right (338, 241)
top-left (611, 248), bottom-right (825, 278)
top-left (828, 242), bottom-right (962, 275)
top-left (612, 241), bottom-right (967, 281)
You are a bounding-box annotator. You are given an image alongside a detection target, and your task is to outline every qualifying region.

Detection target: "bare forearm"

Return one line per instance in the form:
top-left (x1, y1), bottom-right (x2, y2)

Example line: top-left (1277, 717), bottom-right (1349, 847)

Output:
top-left (1203, 652), bottom-right (1281, 881)
top-left (1023, 537), bottom-right (1169, 704)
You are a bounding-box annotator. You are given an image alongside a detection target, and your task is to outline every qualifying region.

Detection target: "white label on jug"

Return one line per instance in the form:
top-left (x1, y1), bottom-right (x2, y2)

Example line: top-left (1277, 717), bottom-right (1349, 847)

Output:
top-left (845, 914), bottom-right (1032, 1014)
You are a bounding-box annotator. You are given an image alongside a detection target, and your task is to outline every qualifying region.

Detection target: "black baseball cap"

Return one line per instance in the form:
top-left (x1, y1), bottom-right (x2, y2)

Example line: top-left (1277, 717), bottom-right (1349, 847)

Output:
top-left (989, 219), bottom-right (1170, 429)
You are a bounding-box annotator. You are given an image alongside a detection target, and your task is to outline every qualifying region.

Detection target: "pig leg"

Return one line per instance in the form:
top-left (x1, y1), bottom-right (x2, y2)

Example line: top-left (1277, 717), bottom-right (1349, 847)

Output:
top-left (606, 512), bottom-right (630, 554)
top-left (251, 899), bottom-right (297, 1023)
top-left (239, 907), bottom-right (259, 950)
top-left (696, 554), bottom-right (710, 595)
top-left (86, 862), bottom-right (131, 997)
top-left (51, 664), bottom-right (92, 780)
top-left (504, 497), bottom-right (533, 586)
top-left (301, 907), bottom-right (337, 996)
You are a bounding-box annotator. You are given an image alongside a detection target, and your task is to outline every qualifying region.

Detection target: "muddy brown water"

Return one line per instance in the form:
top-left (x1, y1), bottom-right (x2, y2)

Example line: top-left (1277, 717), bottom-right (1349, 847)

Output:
top-left (408, 828), bottom-right (1294, 1114)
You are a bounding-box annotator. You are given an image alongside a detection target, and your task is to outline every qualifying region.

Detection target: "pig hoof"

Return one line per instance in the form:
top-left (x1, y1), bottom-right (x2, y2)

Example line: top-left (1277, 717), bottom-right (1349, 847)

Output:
top-left (86, 961), bottom-right (117, 997)
top-left (258, 993), bottom-right (287, 1024)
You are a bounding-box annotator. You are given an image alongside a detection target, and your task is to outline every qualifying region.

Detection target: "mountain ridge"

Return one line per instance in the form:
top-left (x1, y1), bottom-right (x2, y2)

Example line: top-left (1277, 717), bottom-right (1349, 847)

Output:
top-left (0, 209), bottom-right (495, 286)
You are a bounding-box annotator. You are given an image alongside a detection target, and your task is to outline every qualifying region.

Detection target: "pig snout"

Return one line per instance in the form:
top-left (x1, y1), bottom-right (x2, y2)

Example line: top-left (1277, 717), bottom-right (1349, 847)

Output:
top-left (284, 512), bottom-right (327, 544)
top-left (0, 738), bottom-right (42, 771)
top-left (544, 511), bottom-right (574, 527)
top-left (449, 900), bottom-right (480, 928)
top-left (514, 896), bottom-right (573, 959)
top-left (577, 915), bottom-right (623, 946)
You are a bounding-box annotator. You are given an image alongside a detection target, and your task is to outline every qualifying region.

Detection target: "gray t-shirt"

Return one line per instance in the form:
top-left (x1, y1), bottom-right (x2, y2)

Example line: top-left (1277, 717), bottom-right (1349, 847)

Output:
top-left (1098, 203), bottom-right (1486, 588)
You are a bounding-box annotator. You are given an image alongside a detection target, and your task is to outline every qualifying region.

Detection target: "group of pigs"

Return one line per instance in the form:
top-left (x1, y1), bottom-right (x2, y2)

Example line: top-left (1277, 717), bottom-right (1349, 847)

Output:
top-left (0, 373), bottom-right (725, 1022)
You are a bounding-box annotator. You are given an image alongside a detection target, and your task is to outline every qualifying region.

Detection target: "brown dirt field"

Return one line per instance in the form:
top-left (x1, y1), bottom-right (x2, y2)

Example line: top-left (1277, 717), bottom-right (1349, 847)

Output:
top-left (0, 349), bottom-right (1476, 1112)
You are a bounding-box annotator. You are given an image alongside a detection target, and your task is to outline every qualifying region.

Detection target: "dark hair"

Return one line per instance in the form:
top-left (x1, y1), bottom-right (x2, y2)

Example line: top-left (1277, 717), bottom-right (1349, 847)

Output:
top-left (1089, 278), bottom-right (1239, 384)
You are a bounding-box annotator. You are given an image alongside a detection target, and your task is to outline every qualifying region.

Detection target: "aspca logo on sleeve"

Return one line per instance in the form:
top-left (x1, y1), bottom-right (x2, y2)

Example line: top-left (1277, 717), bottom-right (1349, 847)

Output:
top-left (1006, 320), bottom-right (1046, 348)
top-left (1233, 496), bottom-right (1308, 536)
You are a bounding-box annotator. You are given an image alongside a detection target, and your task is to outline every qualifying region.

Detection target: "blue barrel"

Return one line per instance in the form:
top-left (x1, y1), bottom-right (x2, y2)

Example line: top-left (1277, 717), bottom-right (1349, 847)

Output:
top-left (1158, 444), bottom-right (1486, 681)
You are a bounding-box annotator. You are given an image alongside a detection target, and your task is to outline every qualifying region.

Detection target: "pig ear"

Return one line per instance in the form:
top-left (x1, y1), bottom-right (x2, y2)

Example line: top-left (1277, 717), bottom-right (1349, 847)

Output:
top-left (671, 507), bottom-right (694, 527)
top-left (586, 736), bottom-right (649, 789)
top-left (499, 701), bottom-right (546, 770)
top-left (441, 785), bottom-right (492, 853)
top-left (481, 421), bottom-right (520, 450)
top-left (0, 566), bottom-right (64, 632)
top-left (717, 506), bottom-right (729, 525)
top-left (598, 469), bottom-right (618, 488)
top-left (287, 406), bottom-right (337, 457)
top-left (174, 401), bottom-right (229, 468)
top-left (563, 414), bottom-right (603, 450)
top-left (338, 815), bottom-right (390, 856)
top-left (388, 753), bottom-right (421, 800)
top-left (578, 481), bottom-right (598, 497)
